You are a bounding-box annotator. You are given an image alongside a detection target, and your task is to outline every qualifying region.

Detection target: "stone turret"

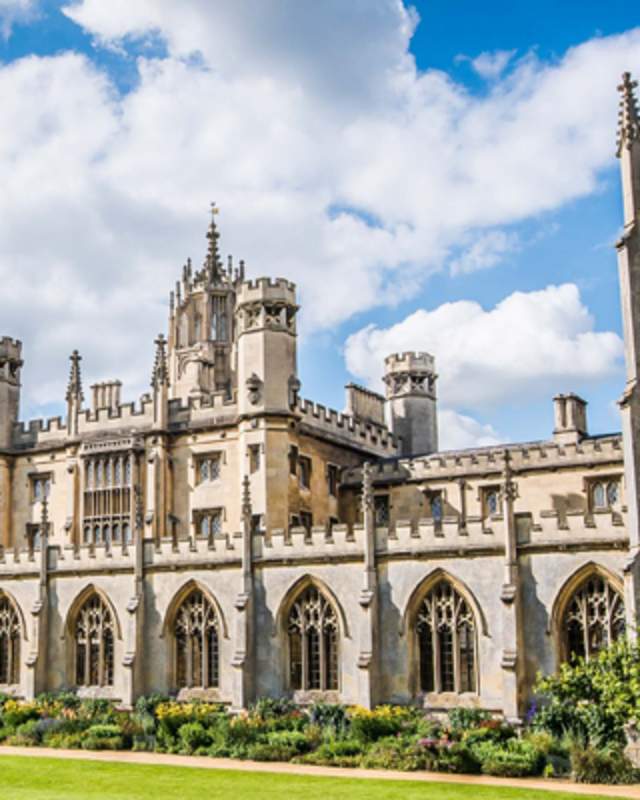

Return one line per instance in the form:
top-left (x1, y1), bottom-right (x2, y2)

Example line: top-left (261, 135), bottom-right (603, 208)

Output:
top-left (235, 278), bottom-right (299, 417)
top-left (0, 337), bottom-right (22, 449)
top-left (383, 351), bottom-right (438, 456)
top-left (168, 206), bottom-right (239, 400)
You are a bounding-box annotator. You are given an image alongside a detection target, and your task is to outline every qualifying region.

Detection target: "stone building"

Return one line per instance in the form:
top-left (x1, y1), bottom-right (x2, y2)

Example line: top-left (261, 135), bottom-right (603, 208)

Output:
top-left (0, 75), bottom-right (638, 718)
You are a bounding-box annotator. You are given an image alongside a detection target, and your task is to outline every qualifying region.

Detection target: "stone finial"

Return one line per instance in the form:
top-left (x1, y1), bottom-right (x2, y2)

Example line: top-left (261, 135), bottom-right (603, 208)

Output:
top-left (65, 350), bottom-right (83, 404)
top-left (617, 72), bottom-right (639, 157)
top-left (242, 475), bottom-right (252, 519)
top-left (151, 334), bottom-right (169, 389)
top-left (205, 202), bottom-right (224, 283)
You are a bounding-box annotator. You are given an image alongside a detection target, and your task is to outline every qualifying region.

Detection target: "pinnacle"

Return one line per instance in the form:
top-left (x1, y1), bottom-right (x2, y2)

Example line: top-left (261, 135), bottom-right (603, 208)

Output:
top-left (205, 201), bottom-right (223, 282)
top-left (617, 71), bottom-right (639, 157)
top-left (151, 333), bottom-right (169, 389)
top-left (65, 350), bottom-right (83, 403)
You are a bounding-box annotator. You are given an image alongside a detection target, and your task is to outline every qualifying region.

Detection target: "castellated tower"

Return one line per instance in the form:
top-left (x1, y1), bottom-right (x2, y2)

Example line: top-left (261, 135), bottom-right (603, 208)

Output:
top-left (234, 278), bottom-right (298, 417)
top-left (0, 337), bottom-right (22, 449)
top-left (383, 351), bottom-right (438, 456)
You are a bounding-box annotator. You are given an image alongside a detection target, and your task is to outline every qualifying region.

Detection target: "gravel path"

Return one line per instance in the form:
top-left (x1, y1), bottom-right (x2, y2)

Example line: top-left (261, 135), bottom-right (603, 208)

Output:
top-left (0, 746), bottom-right (638, 798)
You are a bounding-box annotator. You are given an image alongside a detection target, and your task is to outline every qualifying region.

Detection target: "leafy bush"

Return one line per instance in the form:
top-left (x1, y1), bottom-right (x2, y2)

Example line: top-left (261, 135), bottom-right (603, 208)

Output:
top-left (2, 700), bottom-right (39, 729)
top-left (473, 739), bottom-right (545, 778)
top-left (570, 745), bottom-right (639, 784)
top-left (178, 721), bottom-right (212, 754)
top-left (434, 742), bottom-right (481, 774)
top-left (534, 638), bottom-right (640, 747)
top-left (348, 705), bottom-right (413, 743)
top-left (447, 708), bottom-right (490, 734)
top-left (81, 723), bottom-right (124, 751)
top-left (43, 731), bottom-right (86, 749)
top-left (296, 738), bottom-right (363, 767)
top-left (251, 697), bottom-right (297, 720)
top-left (309, 702), bottom-right (347, 735)
top-left (361, 736), bottom-right (437, 771)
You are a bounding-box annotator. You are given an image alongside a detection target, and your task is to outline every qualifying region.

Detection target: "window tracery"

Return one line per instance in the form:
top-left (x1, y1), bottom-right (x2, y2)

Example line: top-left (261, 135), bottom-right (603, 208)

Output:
top-left (174, 590), bottom-right (219, 689)
top-left (416, 580), bottom-right (477, 694)
top-left (287, 586), bottom-right (338, 692)
top-left (74, 593), bottom-right (114, 687)
top-left (563, 574), bottom-right (625, 662)
top-left (83, 454), bottom-right (133, 548)
top-left (0, 595), bottom-right (20, 685)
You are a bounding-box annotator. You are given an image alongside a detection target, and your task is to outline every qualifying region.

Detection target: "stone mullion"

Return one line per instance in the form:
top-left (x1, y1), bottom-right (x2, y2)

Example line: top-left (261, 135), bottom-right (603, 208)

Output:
top-left (432, 614), bottom-right (441, 694)
top-left (301, 628), bottom-right (308, 691)
top-left (202, 626), bottom-right (208, 688)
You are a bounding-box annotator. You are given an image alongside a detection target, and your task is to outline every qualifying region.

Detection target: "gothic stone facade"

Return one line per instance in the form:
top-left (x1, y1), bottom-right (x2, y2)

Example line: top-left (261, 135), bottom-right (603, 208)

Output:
top-left (0, 76), bottom-right (639, 717)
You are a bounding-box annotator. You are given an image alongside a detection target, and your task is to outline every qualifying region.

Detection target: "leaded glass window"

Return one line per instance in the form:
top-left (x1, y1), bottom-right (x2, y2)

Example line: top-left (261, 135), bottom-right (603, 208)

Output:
top-left (287, 586), bottom-right (338, 691)
top-left (0, 596), bottom-right (20, 685)
top-left (174, 590), bottom-right (220, 689)
top-left (75, 594), bottom-right (115, 687)
top-left (416, 580), bottom-right (477, 694)
top-left (563, 574), bottom-right (625, 662)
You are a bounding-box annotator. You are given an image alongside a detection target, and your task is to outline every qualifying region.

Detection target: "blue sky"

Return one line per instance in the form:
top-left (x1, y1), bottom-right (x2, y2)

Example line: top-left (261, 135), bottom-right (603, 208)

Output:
top-left (1, 1), bottom-right (639, 448)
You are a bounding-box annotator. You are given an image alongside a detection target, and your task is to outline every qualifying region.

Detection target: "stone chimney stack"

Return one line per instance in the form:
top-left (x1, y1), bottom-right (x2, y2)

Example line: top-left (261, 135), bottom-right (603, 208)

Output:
top-left (553, 393), bottom-right (588, 445)
top-left (90, 380), bottom-right (122, 414)
top-left (383, 351), bottom-right (438, 456)
top-left (0, 337), bottom-right (22, 449)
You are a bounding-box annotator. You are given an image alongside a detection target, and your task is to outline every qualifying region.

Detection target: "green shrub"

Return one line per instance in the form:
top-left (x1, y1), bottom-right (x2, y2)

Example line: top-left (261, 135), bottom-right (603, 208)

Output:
top-left (309, 702), bottom-right (348, 735)
top-left (251, 697), bottom-right (297, 721)
top-left (296, 738), bottom-right (363, 767)
top-left (570, 745), bottom-right (639, 784)
top-left (43, 731), bottom-right (85, 749)
top-left (447, 708), bottom-right (490, 734)
top-left (2, 700), bottom-right (40, 729)
top-left (473, 739), bottom-right (545, 778)
top-left (82, 723), bottom-right (124, 751)
top-left (348, 706), bottom-right (411, 743)
top-left (435, 742), bottom-right (481, 774)
top-left (361, 736), bottom-right (437, 771)
top-left (178, 722), bottom-right (213, 754)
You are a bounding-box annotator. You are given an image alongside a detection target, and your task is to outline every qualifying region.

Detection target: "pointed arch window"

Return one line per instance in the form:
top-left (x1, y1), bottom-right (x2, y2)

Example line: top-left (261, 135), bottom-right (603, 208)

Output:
top-left (563, 574), bottom-right (625, 662)
top-left (0, 595), bottom-right (20, 685)
top-left (75, 593), bottom-right (115, 687)
top-left (174, 590), bottom-right (220, 689)
top-left (287, 585), bottom-right (339, 691)
top-left (416, 580), bottom-right (477, 694)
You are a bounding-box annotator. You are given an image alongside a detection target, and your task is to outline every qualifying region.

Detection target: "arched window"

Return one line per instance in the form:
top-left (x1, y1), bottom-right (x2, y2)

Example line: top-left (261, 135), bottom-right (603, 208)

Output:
top-left (287, 585), bottom-right (338, 691)
top-left (0, 595), bottom-right (20, 685)
top-left (75, 593), bottom-right (115, 687)
top-left (563, 574), bottom-right (625, 662)
top-left (416, 580), bottom-right (477, 694)
top-left (593, 482), bottom-right (606, 509)
top-left (174, 590), bottom-right (219, 689)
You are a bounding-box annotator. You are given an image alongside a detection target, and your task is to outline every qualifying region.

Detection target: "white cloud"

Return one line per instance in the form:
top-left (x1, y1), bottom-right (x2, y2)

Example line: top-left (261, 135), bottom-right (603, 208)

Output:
top-left (470, 49), bottom-right (517, 80)
top-left (438, 409), bottom-right (502, 450)
top-left (0, 0), bottom-right (37, 37)
top-left (450, 230), bottom-right (519, 275)
top-left (344, 284), bottom-right (623, 409)
top-left (0, 5), bottom-right (638, 417)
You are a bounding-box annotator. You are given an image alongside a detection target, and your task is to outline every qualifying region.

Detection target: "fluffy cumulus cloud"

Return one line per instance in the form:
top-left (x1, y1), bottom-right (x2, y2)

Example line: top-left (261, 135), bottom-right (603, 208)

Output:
top-left (0, 0), bottom-right (37, 37)
top-left (0, 2), bottom-right (638, 420)
top-left (344, 283), bottom-right (623, 447)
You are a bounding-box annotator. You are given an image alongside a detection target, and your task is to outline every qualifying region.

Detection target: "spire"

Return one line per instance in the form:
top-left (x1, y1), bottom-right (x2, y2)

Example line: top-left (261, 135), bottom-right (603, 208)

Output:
top-left (617, 72), bottom-right (640, 158)
top-left (151, 334), bottom-right (169, 389)
top-left (65, 350), bottom-right (83, 403)
top-left (205, 202), bottom-right (223, 283)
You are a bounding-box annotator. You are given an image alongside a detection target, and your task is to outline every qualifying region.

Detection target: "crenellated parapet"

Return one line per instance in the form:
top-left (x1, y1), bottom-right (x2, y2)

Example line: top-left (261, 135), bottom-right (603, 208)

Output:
top-left (295, 397), bottom-right (397, 456)
top-left (235, 278), bottom-right (298, 337)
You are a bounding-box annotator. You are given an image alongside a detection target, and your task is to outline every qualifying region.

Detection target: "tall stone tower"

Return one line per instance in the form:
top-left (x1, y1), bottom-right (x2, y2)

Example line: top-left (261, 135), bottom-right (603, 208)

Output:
top-left (615, 72), bottom-right (640, 627)
top-left (168, 206), bottom-right (239, 401)
top-left (0, 337), bottom-right (22, 449)
top-left (383, 351), bottom-right (438, 456)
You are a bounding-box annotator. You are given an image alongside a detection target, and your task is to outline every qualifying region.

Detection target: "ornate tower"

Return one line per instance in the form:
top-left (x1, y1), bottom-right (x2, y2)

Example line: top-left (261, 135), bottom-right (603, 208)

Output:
top-left (65, 350), bottom-right (83, 438)
top-left (167, 206), bottom-right (241, 401)
top-left (615, 72), bottom-right (640, 627)
top-left (383, 351), bottom-right (438, 456)
top-left (0, 337), bottom-right (22, 449)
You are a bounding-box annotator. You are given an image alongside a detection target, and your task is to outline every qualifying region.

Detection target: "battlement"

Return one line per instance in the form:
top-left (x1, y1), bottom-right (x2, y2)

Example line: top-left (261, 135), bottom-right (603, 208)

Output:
top-left (384, 351), bottom-right (435, 375)
top-left (235, 277), bottom-right (297, 307)
top-left (296, 396), bottom-right (396, 455)
top-left (0, 337), bottom-right (22, 358)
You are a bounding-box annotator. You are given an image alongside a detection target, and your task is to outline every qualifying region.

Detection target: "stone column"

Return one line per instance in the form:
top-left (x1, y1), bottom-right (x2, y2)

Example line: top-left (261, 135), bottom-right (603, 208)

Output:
top-left (499, 451), bottom-right (523, 721)
top-left (0, 455), bottom-right (12, 549)
top-left (122, 486), bottom-right (145, 708)
top-left (357, 462), bottom-right (378, 709)
top-left (231, 476), bottom-right (254, 710)
top-left (25, 497), bottom-right (50, 699)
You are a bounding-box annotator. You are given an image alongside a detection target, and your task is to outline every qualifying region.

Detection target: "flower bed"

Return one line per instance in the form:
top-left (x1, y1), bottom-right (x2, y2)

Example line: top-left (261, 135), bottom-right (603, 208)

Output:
top-left (0, 674), bottom-right (637, 785)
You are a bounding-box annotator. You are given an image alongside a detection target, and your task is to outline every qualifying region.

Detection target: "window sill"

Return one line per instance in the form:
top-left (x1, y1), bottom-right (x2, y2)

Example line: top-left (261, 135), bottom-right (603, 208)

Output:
top-left (176, 687), bottom-right (224, 703)
top-left (291, 689), bottom-right (340, 705)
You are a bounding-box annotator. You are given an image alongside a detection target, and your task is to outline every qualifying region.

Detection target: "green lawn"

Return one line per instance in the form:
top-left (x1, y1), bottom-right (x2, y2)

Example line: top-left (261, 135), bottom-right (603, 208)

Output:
top-left (0, 756), bottom-right (626, 800)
